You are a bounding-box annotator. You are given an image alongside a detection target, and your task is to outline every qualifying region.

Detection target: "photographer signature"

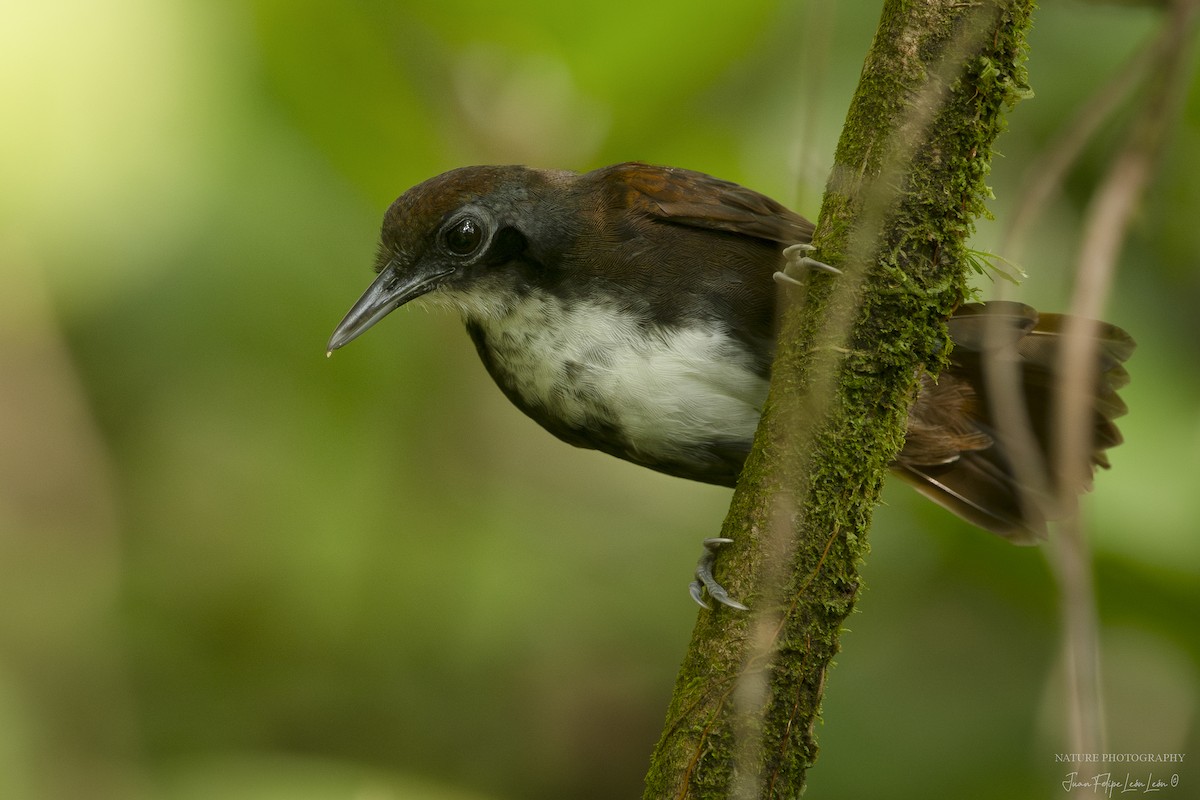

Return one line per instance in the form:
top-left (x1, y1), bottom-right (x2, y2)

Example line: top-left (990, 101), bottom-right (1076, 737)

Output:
top-left (1063, 772), bottom-right (1180, 795)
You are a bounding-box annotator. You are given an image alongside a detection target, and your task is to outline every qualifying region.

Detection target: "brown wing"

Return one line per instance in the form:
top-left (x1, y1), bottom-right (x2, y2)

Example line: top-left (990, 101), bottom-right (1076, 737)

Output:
top-left (596, 162), bottom-right (815, 246)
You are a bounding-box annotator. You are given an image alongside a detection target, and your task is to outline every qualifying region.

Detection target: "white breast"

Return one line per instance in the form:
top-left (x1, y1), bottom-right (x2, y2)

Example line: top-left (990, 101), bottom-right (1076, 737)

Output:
top-left (467, 292), bottom-right (768, 462)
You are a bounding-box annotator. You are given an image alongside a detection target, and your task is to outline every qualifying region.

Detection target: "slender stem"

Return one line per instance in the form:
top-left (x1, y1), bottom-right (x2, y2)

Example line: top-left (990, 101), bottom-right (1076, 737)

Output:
top-left (1053, 0), bottom-right (1200, 756)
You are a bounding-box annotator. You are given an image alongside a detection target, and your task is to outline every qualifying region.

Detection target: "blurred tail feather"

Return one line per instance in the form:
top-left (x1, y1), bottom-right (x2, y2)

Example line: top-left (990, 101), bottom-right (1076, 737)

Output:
top-left (895, 301), bottom-right (1135, 542)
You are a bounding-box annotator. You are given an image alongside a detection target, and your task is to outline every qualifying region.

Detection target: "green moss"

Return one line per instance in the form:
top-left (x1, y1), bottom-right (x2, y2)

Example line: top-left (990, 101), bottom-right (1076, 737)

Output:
top-left (644, 1), bottom-right (1036, 798)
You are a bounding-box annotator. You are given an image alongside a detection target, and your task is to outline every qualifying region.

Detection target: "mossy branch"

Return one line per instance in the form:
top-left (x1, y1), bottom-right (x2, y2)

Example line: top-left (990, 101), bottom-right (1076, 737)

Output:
top-left (643, 1), bottom-right (1035, 797)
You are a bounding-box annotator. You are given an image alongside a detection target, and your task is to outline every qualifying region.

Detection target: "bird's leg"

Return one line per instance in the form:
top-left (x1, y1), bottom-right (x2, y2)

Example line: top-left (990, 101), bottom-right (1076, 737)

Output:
top-left (773, 243), bottom-right (841, 287)
top-left (688, 537), bottom-right (749, 611)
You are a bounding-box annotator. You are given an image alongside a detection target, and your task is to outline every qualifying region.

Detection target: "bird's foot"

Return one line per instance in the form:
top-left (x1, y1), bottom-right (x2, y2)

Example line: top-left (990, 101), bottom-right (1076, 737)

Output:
top-left (688, 537), bottom-right (748, 611)
top-left (774, 243), bottom-right (840, 287)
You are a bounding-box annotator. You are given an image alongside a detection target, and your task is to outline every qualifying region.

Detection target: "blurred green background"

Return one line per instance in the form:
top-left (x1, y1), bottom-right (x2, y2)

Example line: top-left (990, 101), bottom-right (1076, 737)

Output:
top-left (2, 1), bottom-right (1198, 798)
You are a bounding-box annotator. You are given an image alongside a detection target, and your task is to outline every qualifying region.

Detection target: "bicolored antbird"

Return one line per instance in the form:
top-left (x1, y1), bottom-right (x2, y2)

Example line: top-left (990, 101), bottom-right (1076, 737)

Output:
top-left (328, 163), bottom-right (1134, 607)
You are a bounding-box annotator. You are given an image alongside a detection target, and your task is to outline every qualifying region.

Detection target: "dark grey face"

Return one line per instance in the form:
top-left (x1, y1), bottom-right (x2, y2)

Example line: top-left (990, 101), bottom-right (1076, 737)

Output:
top-left (327, 168), bottom-right (554, 353)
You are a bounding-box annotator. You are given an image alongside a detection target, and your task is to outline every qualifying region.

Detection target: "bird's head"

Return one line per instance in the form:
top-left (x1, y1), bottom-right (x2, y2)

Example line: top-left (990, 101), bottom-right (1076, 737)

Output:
top-left (327, 165), bottom-right (573, 353)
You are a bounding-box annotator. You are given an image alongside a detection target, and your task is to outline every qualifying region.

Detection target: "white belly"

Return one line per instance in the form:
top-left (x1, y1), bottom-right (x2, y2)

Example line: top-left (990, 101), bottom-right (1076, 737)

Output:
top-left (470, 293), bottom-right (768, 463)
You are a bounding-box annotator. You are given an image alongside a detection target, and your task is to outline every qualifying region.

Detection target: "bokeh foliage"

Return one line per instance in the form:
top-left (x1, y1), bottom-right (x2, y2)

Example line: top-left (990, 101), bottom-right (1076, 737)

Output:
top-left (1, 1), bottom-right (1197, 798)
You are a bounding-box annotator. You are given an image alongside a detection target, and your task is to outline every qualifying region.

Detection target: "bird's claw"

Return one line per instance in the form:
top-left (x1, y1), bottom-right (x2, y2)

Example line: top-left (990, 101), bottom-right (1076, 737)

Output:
top-left (774, 243), bottom-right (841, 287)
top-left (689, 537), bottom-right (748, 611)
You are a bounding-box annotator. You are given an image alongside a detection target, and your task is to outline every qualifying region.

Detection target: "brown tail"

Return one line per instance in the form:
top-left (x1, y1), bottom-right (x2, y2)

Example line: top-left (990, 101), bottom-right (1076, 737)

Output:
top-left (893, 301), bottom-right (1135, 543)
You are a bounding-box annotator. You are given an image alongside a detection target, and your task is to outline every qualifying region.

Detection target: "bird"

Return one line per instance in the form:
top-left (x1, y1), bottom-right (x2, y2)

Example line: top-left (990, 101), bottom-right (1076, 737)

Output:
top-left (327, 162), bottom-right (1135, 607)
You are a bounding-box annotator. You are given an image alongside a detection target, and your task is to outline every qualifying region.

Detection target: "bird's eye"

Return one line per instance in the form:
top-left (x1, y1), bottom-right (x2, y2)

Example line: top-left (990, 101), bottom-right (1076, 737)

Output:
top-left (445, 216), bottom-right (484, 256)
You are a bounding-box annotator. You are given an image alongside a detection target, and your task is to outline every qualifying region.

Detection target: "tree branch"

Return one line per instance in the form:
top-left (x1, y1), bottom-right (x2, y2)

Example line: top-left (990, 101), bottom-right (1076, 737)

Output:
top-left (643, 2), bottom-right (1036, 797)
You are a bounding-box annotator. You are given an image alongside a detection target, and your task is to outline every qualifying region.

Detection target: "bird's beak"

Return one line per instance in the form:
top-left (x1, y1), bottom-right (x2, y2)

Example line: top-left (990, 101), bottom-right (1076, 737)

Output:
top-left (326, 260), bottom-right (452, 355)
